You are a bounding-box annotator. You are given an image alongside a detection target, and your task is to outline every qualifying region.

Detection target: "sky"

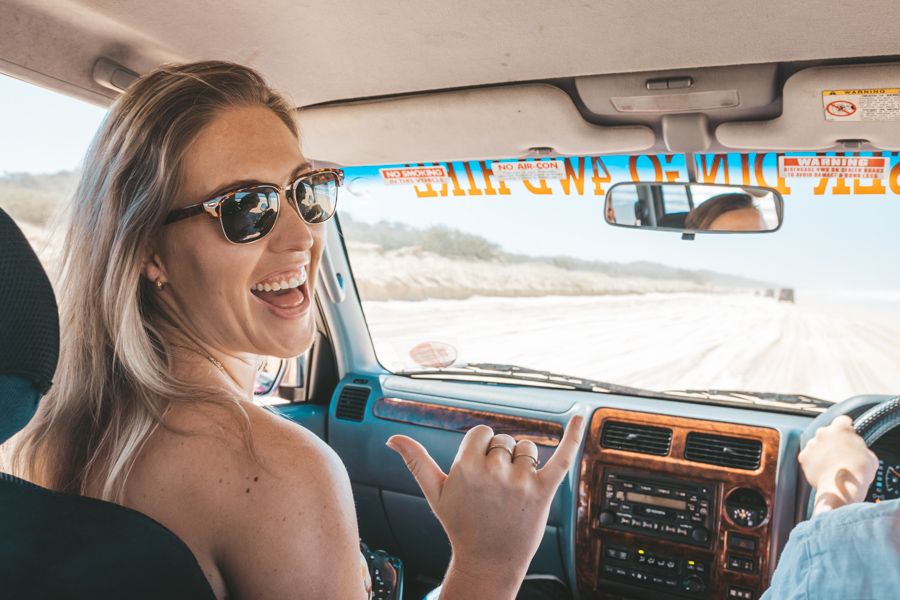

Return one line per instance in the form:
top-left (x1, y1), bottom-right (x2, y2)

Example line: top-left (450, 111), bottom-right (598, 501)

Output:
top-left (3, 72), bottom-right (899, 295)
top-left (0, 75), bottom-right (107, 174)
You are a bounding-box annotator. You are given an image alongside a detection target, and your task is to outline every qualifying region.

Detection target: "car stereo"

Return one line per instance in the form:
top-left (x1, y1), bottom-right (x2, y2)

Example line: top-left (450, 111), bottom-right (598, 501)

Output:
top-left (596, 469), bottom-right (715, 547)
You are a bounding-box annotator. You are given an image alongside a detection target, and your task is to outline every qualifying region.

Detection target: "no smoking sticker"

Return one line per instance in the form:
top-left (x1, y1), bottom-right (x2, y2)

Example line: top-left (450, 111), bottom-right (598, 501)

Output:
top-left (822, 88), bottom-right (900, 121)
top-left (380, 166), bottom-right (450, 185)
top-left (825, 100), bottom-right (857, 117)
top-left (778, 156), bottom-right (889, 179)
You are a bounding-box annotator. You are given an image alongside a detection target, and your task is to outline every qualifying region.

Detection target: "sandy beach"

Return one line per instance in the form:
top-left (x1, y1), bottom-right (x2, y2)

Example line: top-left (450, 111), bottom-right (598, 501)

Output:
top-left (363, 292), bottom-right (900, 403)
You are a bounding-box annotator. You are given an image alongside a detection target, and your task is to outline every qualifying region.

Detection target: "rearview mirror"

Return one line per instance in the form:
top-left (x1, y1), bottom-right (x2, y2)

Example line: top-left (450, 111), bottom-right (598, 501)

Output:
top-left (605, 182), bottom-right (783, 235)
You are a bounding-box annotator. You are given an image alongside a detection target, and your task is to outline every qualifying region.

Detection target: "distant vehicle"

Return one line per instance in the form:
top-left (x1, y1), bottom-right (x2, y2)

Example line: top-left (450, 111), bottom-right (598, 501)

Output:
top-left (778, 288), bottom-right (795, 303)
top-left (764, 288), bottom-right (776, 298)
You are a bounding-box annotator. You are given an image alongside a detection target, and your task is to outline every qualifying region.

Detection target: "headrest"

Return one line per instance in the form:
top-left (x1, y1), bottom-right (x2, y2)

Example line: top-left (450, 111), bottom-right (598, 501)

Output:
top-left (0, 208), bottom-right (59, 442)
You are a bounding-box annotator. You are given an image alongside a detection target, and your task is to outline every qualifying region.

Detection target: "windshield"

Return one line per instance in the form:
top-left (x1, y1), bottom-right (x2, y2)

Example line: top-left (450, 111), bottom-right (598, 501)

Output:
top-left (339, 152), bottom-right (900, 405)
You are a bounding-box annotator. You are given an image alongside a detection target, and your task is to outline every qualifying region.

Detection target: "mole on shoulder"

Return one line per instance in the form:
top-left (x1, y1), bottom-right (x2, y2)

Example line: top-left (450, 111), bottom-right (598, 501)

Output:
top-left (253, 476), bottom-right (259, 482)
top-left (245, 487), bottom-right (250, 493)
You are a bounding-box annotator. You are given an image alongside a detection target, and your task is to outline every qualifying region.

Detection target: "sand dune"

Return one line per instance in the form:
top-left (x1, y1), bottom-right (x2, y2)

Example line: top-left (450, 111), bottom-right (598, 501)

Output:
top-left (348, 243), bottom-right (755, 301)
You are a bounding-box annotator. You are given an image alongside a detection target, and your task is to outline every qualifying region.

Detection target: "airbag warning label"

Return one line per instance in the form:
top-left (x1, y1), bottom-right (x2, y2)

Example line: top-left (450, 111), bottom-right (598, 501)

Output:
top-left (778, 156), bottom-right (889, 179)
top-left (822, 88), bottom-right (900, 121)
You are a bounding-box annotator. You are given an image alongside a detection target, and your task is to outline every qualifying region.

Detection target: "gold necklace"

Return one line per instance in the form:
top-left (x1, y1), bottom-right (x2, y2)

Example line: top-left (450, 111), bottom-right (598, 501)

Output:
top-left (168, 343), bottom-right (228, 376)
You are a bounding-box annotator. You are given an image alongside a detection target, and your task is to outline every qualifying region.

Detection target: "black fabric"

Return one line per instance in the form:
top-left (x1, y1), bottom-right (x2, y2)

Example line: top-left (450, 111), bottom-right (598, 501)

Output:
top-left (0, 208), bottom-right (59, 394)
top-left (0, 473), bottom-right (216, 599)
top-left (0, 208), bottom-right (215, 598)
top-left (658, 212), bottom-right (688, 229)
top-left (0, 376), bottom-right (41, 445)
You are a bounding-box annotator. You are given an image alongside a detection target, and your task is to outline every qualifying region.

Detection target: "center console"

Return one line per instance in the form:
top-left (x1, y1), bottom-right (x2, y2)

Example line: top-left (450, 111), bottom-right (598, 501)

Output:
top-left (576, 408), bottom-right (780, 600)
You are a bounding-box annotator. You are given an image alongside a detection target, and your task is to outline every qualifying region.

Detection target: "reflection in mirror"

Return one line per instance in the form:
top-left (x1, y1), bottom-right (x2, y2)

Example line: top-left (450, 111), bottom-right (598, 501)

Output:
top-left (605, 182), bottom-right (783, 234)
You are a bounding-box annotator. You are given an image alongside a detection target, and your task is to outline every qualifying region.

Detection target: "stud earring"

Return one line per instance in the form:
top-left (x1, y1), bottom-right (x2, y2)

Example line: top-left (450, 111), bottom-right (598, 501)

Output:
top-left (155, 278), bottom-right (166, 291)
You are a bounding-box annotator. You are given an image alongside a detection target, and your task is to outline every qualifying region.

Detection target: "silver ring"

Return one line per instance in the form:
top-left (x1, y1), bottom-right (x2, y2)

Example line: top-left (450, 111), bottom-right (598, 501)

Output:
top-left (513, 454), bottom-right (539, 468)
top-left (486, 443), bottom-right (514, 458)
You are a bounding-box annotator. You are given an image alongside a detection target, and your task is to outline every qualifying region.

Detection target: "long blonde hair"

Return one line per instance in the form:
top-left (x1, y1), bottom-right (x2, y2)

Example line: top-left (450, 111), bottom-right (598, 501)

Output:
top-left (12, 61), bottom-right (298, 502)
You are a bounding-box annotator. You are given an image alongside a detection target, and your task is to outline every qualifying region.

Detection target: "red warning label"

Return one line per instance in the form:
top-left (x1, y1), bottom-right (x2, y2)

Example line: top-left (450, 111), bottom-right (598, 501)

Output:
top-left (825, 100), bottom-right (857, 118)
top-left (778, 156), bottom-right (889, 179)
top-left (380, 166), bottom-right (449, 185)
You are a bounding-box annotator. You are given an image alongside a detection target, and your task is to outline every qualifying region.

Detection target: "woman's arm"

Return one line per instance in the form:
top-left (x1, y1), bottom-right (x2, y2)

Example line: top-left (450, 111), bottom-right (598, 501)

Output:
top-left (213, 410), bottom-right (369, 600)
top-left (388, 415), bottom-right (585, 600)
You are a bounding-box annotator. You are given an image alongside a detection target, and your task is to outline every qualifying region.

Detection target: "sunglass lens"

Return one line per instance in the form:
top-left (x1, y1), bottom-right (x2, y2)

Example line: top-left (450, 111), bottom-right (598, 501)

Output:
top-left (294, 172), bottom-right (339, 224)
top-left (221, 189), bottom-right (280, 243)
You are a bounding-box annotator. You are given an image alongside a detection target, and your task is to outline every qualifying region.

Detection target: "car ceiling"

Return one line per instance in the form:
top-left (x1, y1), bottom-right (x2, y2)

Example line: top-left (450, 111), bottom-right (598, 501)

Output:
top-left (3, 0), bottom-right (900, 163)
top-left (4, 0), bottom-right (899, 107)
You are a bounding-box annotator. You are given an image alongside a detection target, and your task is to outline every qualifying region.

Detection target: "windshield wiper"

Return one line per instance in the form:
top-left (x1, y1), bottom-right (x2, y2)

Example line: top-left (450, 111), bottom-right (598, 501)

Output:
top-left (399, 362), bottom-right (681, 399)
top-left (399, 365), bottom-right (834, 415)
top-left (662, 389), bottom-right (832, 413)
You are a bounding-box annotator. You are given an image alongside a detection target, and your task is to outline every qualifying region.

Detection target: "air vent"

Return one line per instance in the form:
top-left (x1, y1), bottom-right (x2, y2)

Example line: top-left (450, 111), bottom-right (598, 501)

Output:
top-left (600, 421), bottom-right (672, 456)
top-left (684, 432), bottom-right (762, 470)
top-left (335, 385), bottom-right (370, 421)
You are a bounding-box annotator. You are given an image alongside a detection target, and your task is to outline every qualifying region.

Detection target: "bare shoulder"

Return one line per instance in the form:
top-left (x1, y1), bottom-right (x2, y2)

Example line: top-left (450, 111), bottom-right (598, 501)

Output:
top-left (127, 399), bottom-right (364, 599)
top-left (132, 398), bottom-right (346, 504)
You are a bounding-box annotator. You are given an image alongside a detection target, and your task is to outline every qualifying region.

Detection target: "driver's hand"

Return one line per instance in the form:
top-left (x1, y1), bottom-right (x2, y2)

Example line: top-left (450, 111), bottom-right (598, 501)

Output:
top-left (800, 415), bottom-right (879, 515)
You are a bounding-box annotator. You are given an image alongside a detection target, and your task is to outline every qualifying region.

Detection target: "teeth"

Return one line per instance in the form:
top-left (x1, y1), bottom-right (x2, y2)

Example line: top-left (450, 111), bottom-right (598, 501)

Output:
top-left (253, 266), bottom-right (309, 293)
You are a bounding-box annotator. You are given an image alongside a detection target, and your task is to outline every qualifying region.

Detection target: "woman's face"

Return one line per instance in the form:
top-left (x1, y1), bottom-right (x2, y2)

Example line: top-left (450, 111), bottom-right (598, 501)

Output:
top-left (708, 207), bottom-right (766, 232)
top-left (154, 105), bottom-right (323, 359)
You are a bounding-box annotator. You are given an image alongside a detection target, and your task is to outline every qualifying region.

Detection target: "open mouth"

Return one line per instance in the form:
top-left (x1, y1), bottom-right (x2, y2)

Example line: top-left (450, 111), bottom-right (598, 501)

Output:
top-left (250, 266), bottom-right (310, 316)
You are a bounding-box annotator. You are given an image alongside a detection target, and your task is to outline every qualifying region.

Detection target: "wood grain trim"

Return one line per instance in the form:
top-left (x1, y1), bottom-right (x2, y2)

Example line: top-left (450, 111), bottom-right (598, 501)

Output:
top-left (576, 408), bottom-right (781, 599)
top-left (372, 397), bottom-right (563, 446)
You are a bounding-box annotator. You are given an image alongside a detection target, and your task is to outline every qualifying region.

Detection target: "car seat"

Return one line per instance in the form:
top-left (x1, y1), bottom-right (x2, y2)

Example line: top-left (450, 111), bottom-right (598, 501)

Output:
top-left (0, 208), bottom-right (215, 599)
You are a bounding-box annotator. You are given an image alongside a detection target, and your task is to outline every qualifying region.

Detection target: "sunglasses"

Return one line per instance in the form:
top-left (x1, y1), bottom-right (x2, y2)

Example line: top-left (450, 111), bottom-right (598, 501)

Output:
top-left (164, 168), bottom-right (343, 244)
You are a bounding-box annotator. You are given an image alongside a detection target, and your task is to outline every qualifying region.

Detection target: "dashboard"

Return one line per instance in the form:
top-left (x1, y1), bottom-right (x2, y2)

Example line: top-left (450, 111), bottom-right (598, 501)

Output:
top-left (571, 404), bottom-right (899, 600)
top-left (576, 408), bottom-right (780, 600)
top-left (332, 375), bottom-right (898, 600)
top-left (866, 426), bottom-right (900, 502)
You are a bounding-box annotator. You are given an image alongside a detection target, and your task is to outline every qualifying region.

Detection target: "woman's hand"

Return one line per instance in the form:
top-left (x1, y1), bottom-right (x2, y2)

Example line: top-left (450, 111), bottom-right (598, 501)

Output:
top-left (387, 415), bottom-right (586, 599)
top-left (800, 415), bottom-right (879, 515)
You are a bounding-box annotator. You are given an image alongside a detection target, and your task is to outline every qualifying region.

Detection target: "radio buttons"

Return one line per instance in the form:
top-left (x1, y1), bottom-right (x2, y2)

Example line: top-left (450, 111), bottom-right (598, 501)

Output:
top-left (691, 526), bottom-right (710, 544)
top-left (727, 533), bottom-right (758, 552)
top-left (599, 471), bottom-right (715, 546)
top-left (726, 553), bottom-right (756, 573)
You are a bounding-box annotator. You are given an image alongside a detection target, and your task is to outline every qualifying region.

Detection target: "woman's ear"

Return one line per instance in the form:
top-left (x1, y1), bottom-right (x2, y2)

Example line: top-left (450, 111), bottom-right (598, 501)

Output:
top-left (142, 252), bottom-right (168, 287)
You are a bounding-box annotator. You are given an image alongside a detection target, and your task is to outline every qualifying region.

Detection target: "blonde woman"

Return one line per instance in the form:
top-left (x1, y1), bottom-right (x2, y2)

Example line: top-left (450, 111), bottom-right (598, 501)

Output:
top-left (10, 61), bottom-right (583, 599)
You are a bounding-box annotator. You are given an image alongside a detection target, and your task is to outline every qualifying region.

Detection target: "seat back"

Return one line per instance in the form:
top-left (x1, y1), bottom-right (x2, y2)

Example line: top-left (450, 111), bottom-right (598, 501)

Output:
top-left (0, 208), bottom-right (215, 599)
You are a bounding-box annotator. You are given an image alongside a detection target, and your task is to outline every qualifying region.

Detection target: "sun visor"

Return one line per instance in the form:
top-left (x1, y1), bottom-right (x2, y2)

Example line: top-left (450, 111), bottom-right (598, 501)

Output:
top-left (297, 84), bottom-right (654, 166)
top-left (717, 63), bottom-right (900, 151)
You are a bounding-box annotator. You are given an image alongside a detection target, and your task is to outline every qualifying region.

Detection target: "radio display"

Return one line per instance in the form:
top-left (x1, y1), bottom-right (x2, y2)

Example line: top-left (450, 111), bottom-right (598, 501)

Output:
top-left (626, 492), bottom-right (687, 511)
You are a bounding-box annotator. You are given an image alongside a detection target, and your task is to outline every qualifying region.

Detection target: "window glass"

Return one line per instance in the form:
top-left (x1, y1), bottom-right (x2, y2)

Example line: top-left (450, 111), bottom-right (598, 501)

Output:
top-left (339, 152), bottom-right (900, 405)
top-left (0, 75), bottom-right (289, 403)
top-left (0, 75), bottom-right (105, 263)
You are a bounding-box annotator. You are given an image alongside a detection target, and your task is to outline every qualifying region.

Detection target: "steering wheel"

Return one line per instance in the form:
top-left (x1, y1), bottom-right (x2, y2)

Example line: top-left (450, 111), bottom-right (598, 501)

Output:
top-left (798, 394), bottom-right (900, 519)
top-left (853, 396), bottom-right (900, 445)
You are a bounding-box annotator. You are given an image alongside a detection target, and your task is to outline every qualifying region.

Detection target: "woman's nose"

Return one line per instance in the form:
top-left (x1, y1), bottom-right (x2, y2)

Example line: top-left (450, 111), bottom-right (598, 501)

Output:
top-left (269, 193), bottom-right (315, 252)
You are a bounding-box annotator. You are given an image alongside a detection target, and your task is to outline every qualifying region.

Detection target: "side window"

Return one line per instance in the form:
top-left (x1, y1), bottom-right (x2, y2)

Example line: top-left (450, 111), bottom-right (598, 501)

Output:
top-left (0, 75), bottom-right (105, 262)
top-left (0, 74), bottom-right (320, 402)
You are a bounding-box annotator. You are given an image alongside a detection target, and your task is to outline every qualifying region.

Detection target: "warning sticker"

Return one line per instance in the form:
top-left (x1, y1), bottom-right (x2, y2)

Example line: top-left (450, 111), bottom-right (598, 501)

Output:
top-left (778, 156), bottom-right (890, 179)
top-left (380, 166), bottom-right (449, 185)
top-left (493, 159), bottom-right (567, 181)
top-left (822, 88), bottom-right (900, 122)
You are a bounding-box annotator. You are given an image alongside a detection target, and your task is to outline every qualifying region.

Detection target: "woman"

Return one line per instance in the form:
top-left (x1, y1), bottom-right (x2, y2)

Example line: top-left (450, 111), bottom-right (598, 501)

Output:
top-left (11, 61), bottom-right (584, 599)
top-left (684, 192), bottom-right (766, 231)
